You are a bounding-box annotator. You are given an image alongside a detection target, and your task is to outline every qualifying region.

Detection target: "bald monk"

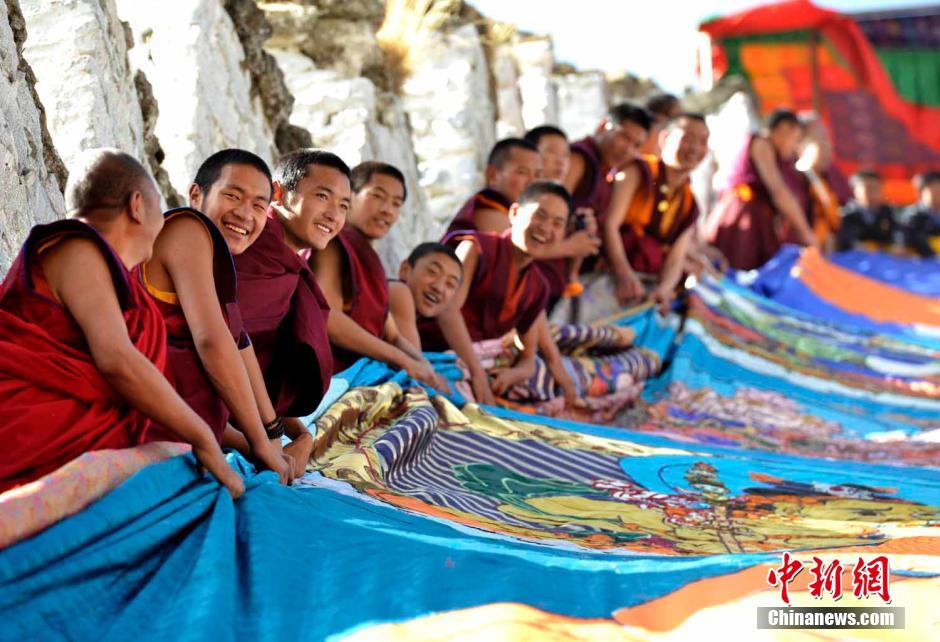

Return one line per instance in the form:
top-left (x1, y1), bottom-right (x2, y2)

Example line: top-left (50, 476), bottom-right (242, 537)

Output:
top-left (425, 181), bottom-right (580, 407)
top-left (603, 113), bottom-right (710, 309)
top-left (388, 242), bottom-right (463, 349)
top-left (140, 149), bottom-right (306, 482)
top-left (0, 149), bottom-right (242, 497)
top-left (797, 117), bottom-right (851, 252)
top-left (234, 149), bottom-right (342, 438)
top-left (704, 108), bottom-right (818, 270)
top-left (309, 162), bottom-right (445, 389)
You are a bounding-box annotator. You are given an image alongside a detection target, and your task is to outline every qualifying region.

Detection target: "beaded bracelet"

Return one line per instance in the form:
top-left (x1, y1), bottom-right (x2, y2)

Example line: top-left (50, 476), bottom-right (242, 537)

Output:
top-left (263, 416), bottom-right (286, 440)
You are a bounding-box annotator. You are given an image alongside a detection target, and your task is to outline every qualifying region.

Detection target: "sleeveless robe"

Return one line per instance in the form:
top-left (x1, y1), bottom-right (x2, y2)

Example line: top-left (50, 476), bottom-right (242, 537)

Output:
top-left (234, 210), bottom-right (332, 417)
top-left (704, 135), bottom-right (809, 270)
top-left (138, 208), bottom-right (248, 443)
top-left (0, 220), bottom-right (167, 492)
top-left (616, 155), bottom-right (700, 274)
top-left (324, 226), bottom-right (390, 374)
top-left (419, 230), bottom-right (549, 352)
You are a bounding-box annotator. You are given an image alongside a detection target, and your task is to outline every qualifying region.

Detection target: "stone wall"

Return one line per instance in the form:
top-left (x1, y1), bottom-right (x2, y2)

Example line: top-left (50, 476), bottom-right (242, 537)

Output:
top-left (0, 0), bottom-right (66, 274)
top-left (116, 0), bottom-right (278, 197)
top-left (1, 0), bottom-right (634, 279)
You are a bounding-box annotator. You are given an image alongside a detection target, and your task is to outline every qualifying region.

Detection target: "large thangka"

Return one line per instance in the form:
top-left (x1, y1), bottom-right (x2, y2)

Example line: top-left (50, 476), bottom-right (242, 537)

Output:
top-left (306, 382), bottom-right (939, 555)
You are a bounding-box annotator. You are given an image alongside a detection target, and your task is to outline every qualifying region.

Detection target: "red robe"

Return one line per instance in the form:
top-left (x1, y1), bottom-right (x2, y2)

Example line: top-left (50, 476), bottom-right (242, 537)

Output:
top-left (704, 135), bottom-right (810, 270)
top-left (614, 156), bottom-right (700, 274)
top-left (234, 210), bottom-right (332, 417)
top-left (420, 230), bottom-right (549, 352)
top-left (570, 136), bottom-right (616, 274)
top-left (0, 220), bottom-right (167, 493)
top-left (444, 188), bottom-right (568, 300)
top-left (138, 208), bottom-right (248, 443)
top-left (324, 227), bottom-right (389, 374)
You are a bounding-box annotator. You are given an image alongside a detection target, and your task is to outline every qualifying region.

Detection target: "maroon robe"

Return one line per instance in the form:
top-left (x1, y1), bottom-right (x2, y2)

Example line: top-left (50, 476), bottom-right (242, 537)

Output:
top-left (704, 135), bottom-right (810, 270)
top-left (445, 188), bottom-right (568, 300)
top-left (616, 156), bottom-right (700, 274)
top-left (419, 230), bottom-right (549, 352)
top-left (234, 211), bottom-right (332, 417)
top-left (139, 208), bottom-right (248, 443)
top-left (325, 226), bottom-right (390, 374)
top-left (0, 220), bottom-right (167, 492)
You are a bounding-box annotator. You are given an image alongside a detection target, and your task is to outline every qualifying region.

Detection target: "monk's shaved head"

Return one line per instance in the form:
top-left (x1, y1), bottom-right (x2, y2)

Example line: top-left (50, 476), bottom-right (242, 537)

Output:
top-left (65, 148), bottom-right (154, 216)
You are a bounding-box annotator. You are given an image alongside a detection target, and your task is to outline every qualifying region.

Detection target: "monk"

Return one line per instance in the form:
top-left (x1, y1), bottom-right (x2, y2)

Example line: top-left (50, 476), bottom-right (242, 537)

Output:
top-left (388, 242), bottom-right (463, 350)
top-left (309, 161), bottom-right (445, 389)
top-left (525, 125), bottom-right (599, 298)
top-left (444, 137), bottom-right (599, 303)
top-left (900, 171), bottom-right (940, 257)
top-left (0, 149), bottom-right (243, 497)
top-left (836, 170), bottom-right (897, 251)
top-left (602, 113), bottom-right (710, 309)
top-left (233, 149), bottom-right (343, 443)
top-left (797, 117), bottom-right (851, 252)
top-left (140, 149), bottom-right (307, 481)
top-left (641, 93), bottom-right (681, 157)
top-left (704, 108), bottom-right (818, 270)
top-left (523, 125), bottom-right (571, 183)
top-left (425, 181), bottom-right (582, 406)
top-left (564, 103), bottom-right (653, 220)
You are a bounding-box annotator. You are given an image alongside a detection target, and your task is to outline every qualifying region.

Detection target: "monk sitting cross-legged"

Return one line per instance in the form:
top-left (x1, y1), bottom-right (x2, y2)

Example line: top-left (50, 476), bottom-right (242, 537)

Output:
top-left (309, 161), bottom-right (446, 391)
top-left (139, 149), bottom-right (308, 481)
top-left (0, 149), bottom-right (243, 497)
top-left (233, 149), bottom-right (346, 451)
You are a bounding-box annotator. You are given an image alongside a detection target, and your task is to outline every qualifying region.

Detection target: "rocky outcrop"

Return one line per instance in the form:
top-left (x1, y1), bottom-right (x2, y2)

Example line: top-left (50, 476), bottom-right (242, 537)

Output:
top-left (133, 70), bottom-right (183, 208)
top-left (116, 0), bottom-right (277, 197)
top-left (223, 0), bottom-right (312, 154)
top-left (1, 0), bottom-right (66, 275)
top-left (490, 38), bottom-right (524, 138)
top-left (400, 22), bottom-right (495, 224)
top-left (554, 70), bottom-right (608, 140)
top-left (513, 35), bottom-right (558, 131)
top-left (20, 0), bottom-right (179, 207)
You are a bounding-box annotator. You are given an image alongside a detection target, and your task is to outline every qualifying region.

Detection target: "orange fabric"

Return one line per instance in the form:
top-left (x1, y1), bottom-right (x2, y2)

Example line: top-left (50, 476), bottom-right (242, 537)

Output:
top-left (797, 248), bottom-right (940, 326)
top-left (809, 174), bottom-right (842, 244)
top-left (623, 156), bottom-right (660, 236)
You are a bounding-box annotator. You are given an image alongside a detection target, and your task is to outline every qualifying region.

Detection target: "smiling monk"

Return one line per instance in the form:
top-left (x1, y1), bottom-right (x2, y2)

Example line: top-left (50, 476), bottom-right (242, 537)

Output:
top-left (0, 149), bottom-right (242, 497)
top-left (233, 149), bottom-right (345, 453)
top-left (309, 162), bottom-right (446, 391)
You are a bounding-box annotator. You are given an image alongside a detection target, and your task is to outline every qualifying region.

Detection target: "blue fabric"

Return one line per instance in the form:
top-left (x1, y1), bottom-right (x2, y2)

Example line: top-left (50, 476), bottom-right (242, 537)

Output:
top-left (0, 452), bottom-right (772, 641)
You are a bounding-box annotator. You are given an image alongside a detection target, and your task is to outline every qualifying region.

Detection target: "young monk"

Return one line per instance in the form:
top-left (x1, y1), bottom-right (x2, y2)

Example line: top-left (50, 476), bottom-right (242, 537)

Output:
top-left (603, 113), bottom-right (710, 308)
top-left (525, 125), bottom-right (599, 297)
top-left (837, 170), bottom-right (897, 251)
top-left (420, 182), bottom-right (652, 415)
top-left (0, 149), bottom-right (242, 497)
top-left (704, 108), bottom-right (818, 270)
top-left (797, 117), bottom-right (851, 252)
top-left (444, 137), bottom-right (599, 302)
top-left (425, 181), bottom-right (583, 406)
top-left (564, 103), bottom-right (654, 218)
top-left (140, 149), bottom-right (306, 481)
top-left (309, 161), bottom-right (445, 389)
top-left (900, 171), bottom-right (940, 257)
top-left (233, 149), bottom-right (343, 442)
top-left (388, 242), bottom-right (464, 349)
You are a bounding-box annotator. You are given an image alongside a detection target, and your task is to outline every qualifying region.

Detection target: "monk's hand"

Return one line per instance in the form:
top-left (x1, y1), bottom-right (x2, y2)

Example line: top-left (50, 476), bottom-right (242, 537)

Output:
top-left (615, 271), bottom-right (645, 306)
top-left (556, 370), bottom-right (585, 411)
top-left (576, 207), bottom-right (598, 236)
top-left (567, 231), bottom-right (601, 259)
top-left (490, 366), bottom-right (526, 397)
top-left (192, 441), bottom-right (245, 500)
top-left (431, 370), bottom-right (452, 395)
top-left (255, 439), bottom-right (291, 485)
top-left (470, 368), bottom-right (497, 406)
top-left (648, 285), bottom-right (674, 316)
top-left (404, 357), bottom-right (442, 391)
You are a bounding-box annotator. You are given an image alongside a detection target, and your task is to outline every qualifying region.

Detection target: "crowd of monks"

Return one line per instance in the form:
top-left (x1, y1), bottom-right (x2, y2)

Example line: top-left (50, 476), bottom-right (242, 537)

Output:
top-left (2, 95), bottom-right (938, 495)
